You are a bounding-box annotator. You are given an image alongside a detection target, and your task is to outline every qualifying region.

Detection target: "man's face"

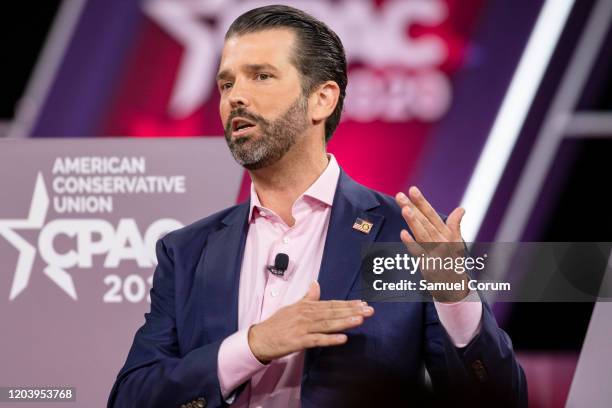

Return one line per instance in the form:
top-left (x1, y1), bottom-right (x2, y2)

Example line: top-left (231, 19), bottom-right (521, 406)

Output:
top-left (217, 29), bottom-right (310, 170)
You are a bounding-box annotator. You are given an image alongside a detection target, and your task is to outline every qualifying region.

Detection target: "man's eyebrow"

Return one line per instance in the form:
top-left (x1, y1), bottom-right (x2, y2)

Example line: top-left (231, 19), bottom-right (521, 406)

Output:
top-left (217, 64), bottom-right (279, 81)
top-left (216, 69), bottom-right (232, 82)
top-left (243, 63), bottom-right (279, 73)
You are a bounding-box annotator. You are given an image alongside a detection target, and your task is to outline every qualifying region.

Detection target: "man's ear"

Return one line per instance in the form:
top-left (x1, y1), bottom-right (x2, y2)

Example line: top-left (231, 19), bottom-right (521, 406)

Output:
top-left (309, 81), bottom-right (340, 125)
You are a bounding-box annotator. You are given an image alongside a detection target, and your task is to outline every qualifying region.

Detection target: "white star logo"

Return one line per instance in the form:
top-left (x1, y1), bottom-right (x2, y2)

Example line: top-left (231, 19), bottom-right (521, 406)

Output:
top-left (142, 0), bottom-right (448, 121)
top-left (0, 173), bottom-right (77, 301)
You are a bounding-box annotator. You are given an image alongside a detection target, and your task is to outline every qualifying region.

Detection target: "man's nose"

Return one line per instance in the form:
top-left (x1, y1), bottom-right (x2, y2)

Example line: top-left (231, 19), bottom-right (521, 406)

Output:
top-left (228, 83), bottom-right (250, 109)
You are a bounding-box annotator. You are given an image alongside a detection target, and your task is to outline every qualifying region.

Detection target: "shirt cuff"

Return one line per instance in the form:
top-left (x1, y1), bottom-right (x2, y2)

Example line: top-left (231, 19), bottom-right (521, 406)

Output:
top-left (217, 327), bottom-right (267, 399)
top-left (433, 291), bottom-right (483, 348)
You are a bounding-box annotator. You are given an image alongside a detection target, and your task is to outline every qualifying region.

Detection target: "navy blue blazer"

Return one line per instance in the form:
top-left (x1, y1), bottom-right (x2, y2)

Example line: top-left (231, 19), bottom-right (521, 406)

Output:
top-left (108, 170), bottom-right (527, 407)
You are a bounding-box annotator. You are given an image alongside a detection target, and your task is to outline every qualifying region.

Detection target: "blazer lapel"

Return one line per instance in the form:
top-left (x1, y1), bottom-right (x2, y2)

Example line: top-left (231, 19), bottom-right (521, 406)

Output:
top-left (198, 202), bottom-right (249, 343)
top-left (317, 171), bottom-right (384, 302)
top-left (303, 171), bottom-right (385, 377)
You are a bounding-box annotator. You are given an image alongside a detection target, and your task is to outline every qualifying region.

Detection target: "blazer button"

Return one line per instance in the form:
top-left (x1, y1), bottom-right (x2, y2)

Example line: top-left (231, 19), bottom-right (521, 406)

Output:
top-left (196, 397), bottom-right (207, 407)
top-left (471, 359), bottom-right (488, 382)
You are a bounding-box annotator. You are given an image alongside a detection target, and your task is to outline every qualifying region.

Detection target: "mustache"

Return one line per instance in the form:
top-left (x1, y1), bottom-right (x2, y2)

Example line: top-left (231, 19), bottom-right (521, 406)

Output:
top-left (225, 108), bottom-right (268, 132)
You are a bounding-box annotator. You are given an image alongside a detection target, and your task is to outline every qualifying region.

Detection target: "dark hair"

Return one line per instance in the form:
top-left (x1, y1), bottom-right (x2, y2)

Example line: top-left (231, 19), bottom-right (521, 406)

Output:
top-left (225, 5), bottom-right (347, 142)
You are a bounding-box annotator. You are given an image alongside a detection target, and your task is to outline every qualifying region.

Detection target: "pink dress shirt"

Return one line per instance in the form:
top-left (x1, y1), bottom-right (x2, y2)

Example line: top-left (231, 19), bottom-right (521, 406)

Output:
top-left (217, 155), bottom-right (482, 407)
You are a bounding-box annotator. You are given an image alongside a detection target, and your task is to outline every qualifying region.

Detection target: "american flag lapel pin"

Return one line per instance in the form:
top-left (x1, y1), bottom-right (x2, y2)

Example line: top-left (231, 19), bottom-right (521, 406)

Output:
top-left (352, 217), bottom-right (373, 234)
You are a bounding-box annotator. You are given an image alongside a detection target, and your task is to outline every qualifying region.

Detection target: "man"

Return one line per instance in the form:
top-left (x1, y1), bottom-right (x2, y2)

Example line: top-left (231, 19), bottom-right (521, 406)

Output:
top-left (108, 5), bottom-right (526, 407)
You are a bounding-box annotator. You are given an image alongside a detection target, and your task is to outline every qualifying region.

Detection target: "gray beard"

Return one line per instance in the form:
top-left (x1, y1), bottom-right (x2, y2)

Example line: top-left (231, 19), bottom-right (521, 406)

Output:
top-left (224, 96), bottom-right (309, 170)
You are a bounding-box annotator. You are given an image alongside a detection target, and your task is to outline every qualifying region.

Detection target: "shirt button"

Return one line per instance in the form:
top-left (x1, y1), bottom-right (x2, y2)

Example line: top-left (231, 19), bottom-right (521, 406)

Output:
top-left (282, 237), bottom-right (290, 244)
top-left (271, 289), bottom-right (279, 297)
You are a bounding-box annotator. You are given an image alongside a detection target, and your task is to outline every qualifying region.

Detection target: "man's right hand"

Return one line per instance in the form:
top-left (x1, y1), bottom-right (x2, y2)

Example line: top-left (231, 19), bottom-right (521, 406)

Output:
top-left (247, 281), bottom-right (375, 363)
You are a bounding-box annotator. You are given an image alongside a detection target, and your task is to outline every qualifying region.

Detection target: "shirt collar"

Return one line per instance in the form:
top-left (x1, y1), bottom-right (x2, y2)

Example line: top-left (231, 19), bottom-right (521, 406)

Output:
top-left (248, 154), bottom-right (340, 221)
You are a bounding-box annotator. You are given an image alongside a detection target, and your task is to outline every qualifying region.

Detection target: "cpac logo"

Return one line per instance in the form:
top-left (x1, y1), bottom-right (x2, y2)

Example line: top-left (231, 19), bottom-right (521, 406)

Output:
top-left (0, 173), bottom-right (183, 301)
top-left (144, 0), bottom-right (448, 118)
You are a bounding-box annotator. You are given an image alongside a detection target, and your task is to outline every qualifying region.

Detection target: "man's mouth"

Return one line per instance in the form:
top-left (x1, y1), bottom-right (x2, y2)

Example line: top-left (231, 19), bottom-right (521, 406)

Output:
top-left (231, 117), bottom-right (257, 137)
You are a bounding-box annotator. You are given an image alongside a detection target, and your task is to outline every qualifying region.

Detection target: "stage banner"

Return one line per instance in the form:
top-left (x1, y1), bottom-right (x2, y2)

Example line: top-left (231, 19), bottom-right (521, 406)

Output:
top-left (0, 139), bottom-right (243, 406)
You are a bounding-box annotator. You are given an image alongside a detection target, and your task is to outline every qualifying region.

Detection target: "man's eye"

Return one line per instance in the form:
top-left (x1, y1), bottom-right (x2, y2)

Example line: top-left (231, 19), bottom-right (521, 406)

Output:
top-left (255, 73), bottom-right (271, 81)
top-left (220, 82), bottom-right (233, 92)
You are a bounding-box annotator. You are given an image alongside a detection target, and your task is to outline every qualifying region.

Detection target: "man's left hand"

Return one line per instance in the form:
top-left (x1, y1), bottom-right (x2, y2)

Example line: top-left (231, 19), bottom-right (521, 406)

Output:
top-left (395, 186), bottom-right (469, 303)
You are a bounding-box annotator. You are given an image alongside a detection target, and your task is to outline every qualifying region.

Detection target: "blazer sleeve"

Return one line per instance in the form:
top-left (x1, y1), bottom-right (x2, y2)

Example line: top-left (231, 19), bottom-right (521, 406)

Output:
top-left (107, 238), bottom-right (225, 408)
top-left (423, 299), bottom-right (528, 407)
